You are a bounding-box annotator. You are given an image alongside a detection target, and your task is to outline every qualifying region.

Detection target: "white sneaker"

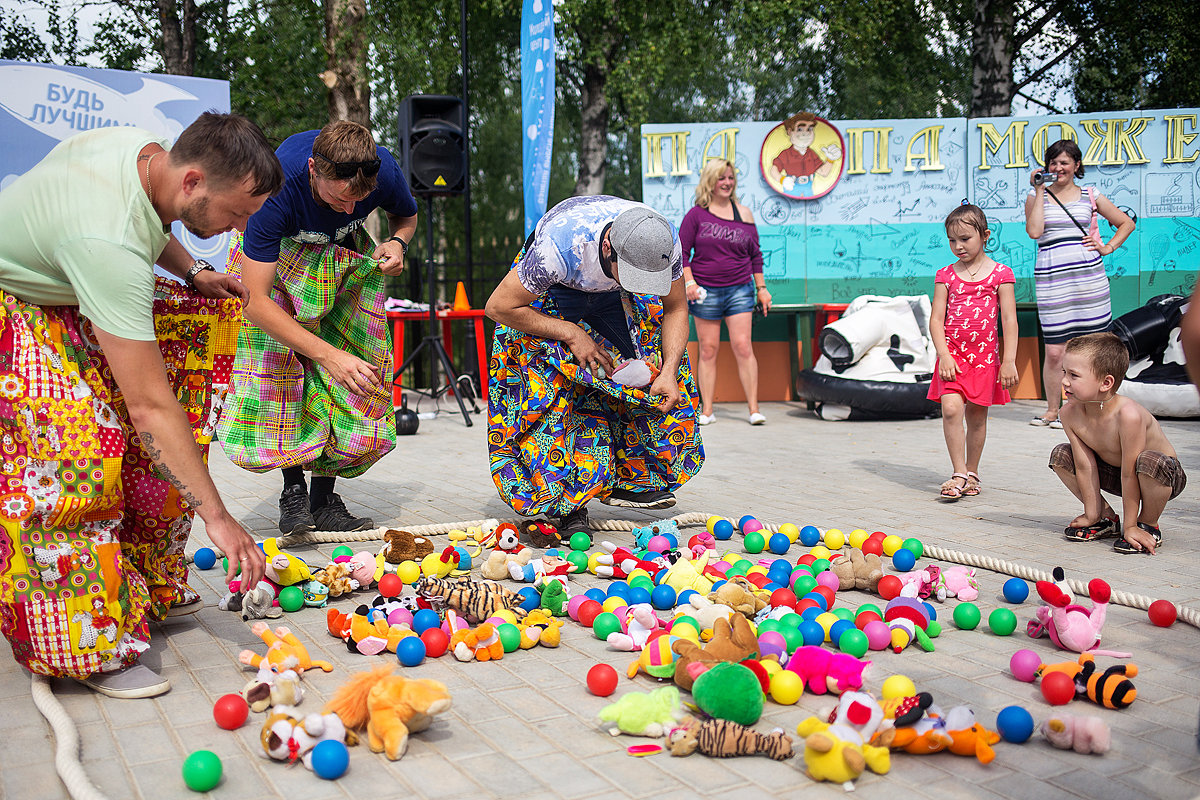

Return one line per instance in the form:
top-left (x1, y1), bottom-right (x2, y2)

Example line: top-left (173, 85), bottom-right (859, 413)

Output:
top-left (748, 412), bottom-right (766, 426)
top-left (79, 663), bottom-right (171, 699)
top-left (698, 413), bottom-right (716, 426)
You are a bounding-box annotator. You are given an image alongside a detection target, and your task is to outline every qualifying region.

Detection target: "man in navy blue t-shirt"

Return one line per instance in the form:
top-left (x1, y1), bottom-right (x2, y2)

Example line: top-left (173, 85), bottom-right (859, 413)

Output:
top-left (221, 120), bottom-right (417, 534)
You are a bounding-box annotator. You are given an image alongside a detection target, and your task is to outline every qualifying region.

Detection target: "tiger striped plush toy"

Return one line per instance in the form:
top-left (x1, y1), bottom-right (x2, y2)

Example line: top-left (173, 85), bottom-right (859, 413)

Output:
top-left (667, 715), bottom-right (794, 760)
top-left (415, 576), bottom-right (528, 623)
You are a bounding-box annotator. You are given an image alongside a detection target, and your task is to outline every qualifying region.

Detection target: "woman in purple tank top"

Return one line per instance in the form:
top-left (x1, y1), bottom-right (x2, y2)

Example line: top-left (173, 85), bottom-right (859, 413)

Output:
top-left (680, 159), bottom-right (771, 426)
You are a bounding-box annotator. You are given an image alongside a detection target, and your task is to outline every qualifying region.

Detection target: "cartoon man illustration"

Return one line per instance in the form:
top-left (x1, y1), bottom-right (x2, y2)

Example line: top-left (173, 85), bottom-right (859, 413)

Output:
top-left (768, 111), bottom-right (843, 197)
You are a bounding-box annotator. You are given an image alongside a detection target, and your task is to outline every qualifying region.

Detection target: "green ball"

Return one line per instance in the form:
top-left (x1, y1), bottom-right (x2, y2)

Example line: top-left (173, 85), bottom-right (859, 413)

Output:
top-left (331, 545), bottom-right (354, 559)
top-left (856, 603), bottom-right (883, 619)
top-left (926, 619), bottom-right (942, 638)
top-left (673, 614), bottom-right (700, 632)
top-left (792, 574), bottom-right (817, 595)
top-left (565, 551), bottom-right (589, 572)
top-left (779, 624), bottom-right (805, 652)
top-left (182, 750), bottom-right (222, 792)
top-left (757, 619), bottom-right (782, 636)
top-left (839, 629), bottom-right (870, 658)
top-left (497, 622), bottom-right (522, 652)
top-left (743, 531), bottom-right (766, 554)
top-left (629, 576), bottom-right (655, 592)
top-left (901, 538), bottom-right (924, 560)
top-left (988, 607), bottom-right (1018, 636)
top-left (810, 558), bottom-right (831, 574)
top-left (831, 607), bottom-right (855, 622)
top-left (592, 611), bottom-right (623, 640)
top-left (569, 531), bottom-right (592, 552)
top-left (779, 612), bottom-right (803, 630)
top-left (278, 585), bottom-right (304, 613)
top-left (725, 563), bottom-right (748, 578)
top-left (952, 602), bottom-right (981, 630)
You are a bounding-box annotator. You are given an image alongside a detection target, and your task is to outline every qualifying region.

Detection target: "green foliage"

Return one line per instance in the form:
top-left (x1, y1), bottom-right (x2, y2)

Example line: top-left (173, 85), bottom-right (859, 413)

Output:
top-left (1, 7), bottom-right (52, 61)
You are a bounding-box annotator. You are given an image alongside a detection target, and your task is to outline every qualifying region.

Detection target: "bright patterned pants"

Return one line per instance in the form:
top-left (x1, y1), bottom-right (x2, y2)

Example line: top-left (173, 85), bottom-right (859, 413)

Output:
top-left (0, 280), bottom-right (239, 678)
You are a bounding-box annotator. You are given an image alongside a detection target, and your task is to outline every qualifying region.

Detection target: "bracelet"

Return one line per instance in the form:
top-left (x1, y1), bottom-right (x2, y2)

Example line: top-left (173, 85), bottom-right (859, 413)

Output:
top-left (755, 285), bottom-right (767, 291)
top-left (387, 236), bottom-right (409, 255)
top-left (685, 280), bottom-right (697, 288)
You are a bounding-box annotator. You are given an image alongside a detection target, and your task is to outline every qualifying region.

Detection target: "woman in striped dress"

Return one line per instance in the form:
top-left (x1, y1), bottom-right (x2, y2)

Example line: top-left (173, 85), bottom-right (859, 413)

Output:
top-left (1024, 139), bottom-right (1135, 427)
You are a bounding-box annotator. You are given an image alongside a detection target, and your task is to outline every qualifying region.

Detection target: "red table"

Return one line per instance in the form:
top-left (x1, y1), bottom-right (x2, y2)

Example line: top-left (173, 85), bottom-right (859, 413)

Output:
top-left (387, 308), bottom-right (488, 406)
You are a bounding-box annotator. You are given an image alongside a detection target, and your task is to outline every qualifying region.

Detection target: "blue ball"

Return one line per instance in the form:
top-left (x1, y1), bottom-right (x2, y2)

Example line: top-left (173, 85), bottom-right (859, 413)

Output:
top-left (800, 606), bottom-right (823, 622)
top-left (517, 586), bottom-right (540, 611)
top-left (412, 609), bottom-right (441, 635)
top-left (799, 525), bottom-right (821, 547)
top-left (676, 589), bottom-right (697, 606)
top-left (310, 739), bottom-right (350, 780)
top-left (193, 547), bottom-right (217, 570)
top-left (738, 515), bottom-right (757, 531)
top-left (995, 705), bottom-right (1035, 743)
top-left (1003, 578), bottom-right (1030, 604)
top-left (802, 591), bottom-right (828, 611)
top-left (891, 548), bottom-right (917, 572)
top-left (396, 636), bottom-right (426, 667)
top-left (710, 579), bottom-right (727, 592)
top-left (713, 519), bottom-right (735, 540)
top-left (662, 533), bottom-right (678, 550)
top-left (626, 587), bottom-right (652, 607)
top-left (922, 602), bottom-right (937, 621)
top-left (606, 582), bottom-right (631, 599)
top-left (585, 587), bottom-right (607, 604)
top-left (762, 582), bottom-right (783, 593)
top-left (829, 619), bottom-right (856, 645)
top-left (799, 619), bottom-right (826, 646)
top-left (650, 584), bottom-right (677, 610)
top-left (768, 533), bottom-right (791, 555)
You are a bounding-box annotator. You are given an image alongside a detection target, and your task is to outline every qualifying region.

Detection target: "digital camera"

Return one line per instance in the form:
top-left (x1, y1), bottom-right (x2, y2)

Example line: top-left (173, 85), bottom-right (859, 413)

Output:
top-left (1033, 171), bottom-right (1058, 186)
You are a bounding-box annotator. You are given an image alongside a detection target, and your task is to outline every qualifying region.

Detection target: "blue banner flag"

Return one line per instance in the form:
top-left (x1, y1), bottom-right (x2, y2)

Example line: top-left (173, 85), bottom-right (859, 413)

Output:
top-left (521, 0), bottom-right (555, 237)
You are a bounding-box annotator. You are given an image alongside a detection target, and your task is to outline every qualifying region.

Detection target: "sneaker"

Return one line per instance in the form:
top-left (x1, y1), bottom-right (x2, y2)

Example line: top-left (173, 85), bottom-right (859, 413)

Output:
top-left (164, 599), bottom-right (204, 618)
top-left (1048, 419), bottom-right (1064, 429)
top-left (556, 507), bottom-right (592, 545)
top-left (748, 412), bottom-right (766, 425)
top-left (601, 488), bottom-right (677, 510)
top-left (698, 413), bottom-right (716, 426)
top-left (312, 493), bottom-right (375, 532)
top-left (278, 484), bottom-right (316, 535)
top-left (78, 663), bottom-right (170, 699)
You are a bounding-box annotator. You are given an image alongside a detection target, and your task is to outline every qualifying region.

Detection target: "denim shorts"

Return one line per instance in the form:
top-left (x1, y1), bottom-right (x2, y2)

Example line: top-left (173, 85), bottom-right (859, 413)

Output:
top-left (688, 280), bottom-right (756, 321)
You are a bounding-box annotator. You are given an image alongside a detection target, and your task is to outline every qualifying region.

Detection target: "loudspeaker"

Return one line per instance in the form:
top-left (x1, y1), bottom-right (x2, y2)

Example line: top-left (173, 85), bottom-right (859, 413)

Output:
top-left (397, 94), bottom-right (466, 196)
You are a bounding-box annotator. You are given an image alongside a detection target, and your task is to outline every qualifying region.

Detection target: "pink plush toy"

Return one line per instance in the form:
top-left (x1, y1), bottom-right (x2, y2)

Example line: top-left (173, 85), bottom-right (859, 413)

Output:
top-left (784, 646), bottom-right (870, 695)
top-left (937, 566), bottom-right (979, 602)
top-left (1041, 713), bottom-right (1111, 754)
top-left (896, 566), bottom-right (941, 600)
top-left (1027, 567), bottom-right (1130, 657)
top-left (607, 603), bottom-right (666, 651)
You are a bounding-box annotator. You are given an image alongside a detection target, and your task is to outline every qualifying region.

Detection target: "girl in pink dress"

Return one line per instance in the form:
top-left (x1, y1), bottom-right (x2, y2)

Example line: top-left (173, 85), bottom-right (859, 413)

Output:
top-left (928, 204), bottom-right (1020, 499)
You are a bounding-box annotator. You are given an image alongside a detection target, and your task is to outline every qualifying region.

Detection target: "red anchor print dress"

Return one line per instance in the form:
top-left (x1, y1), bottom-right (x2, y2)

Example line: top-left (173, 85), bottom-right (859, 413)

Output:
top-left (927, 262), bottom-right (1014, 406)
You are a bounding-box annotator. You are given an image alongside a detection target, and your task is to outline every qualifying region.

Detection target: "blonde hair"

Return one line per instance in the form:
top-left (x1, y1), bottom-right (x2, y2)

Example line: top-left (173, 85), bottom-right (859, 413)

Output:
top-left (1066, 333), bottom-right (1129, 391)
top-left (311, 120), bottom-right (379, 196)
top-left (694, 159), bottom-right (739, 209)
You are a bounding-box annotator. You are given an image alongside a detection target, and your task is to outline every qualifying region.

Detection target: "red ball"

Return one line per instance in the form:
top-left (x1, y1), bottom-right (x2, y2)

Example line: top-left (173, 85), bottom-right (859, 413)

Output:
top-left (420, 627), bottom-right (450, 658)
top-left (795, 554), bottom-right (817, 567)
top-left (855, 610), bottom-right (882, 629)
top-left (577, 599), bottom-right (603, 627)
top-left (587, 663), bottom-right (619, 696)
top-left (1148, 599), bottom-right (1177, 627)
top-left (813, 585), bottom-right (836, 608)
top-left (862, 539), bottom-right (884, 557)
top-left (770, 588), bottom-right (798, 609)
top-left (1041, 671), bottom-right (1076, 705)
top-left (869, 531), bottom-right (886, 541)
top-left (213, 693), bottom-right (249, 730)
top-left (794, 598), bottom-right (819, 614)
top-left (378, 573), bottom-right (403, 598)
top-left (877, 575), bottom-right (902, 600)
top-left (746, 573), bottom-right (771, 589)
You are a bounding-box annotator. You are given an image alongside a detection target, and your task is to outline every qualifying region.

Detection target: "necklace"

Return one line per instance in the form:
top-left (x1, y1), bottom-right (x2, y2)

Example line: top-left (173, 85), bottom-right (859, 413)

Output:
top-left (145, 151), bottom-right (159, 206)
top-left (962, 261), bottom-right (985, 279)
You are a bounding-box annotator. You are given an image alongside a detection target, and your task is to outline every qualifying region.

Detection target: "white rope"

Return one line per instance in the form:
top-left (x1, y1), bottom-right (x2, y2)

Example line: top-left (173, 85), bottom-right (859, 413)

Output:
top-left (31, 674), bottom-right (111, 800)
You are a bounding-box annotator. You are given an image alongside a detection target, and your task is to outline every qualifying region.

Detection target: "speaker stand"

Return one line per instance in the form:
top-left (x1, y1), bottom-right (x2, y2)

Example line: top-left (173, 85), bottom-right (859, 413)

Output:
top-left (393, 196), bottom-right (477, 426)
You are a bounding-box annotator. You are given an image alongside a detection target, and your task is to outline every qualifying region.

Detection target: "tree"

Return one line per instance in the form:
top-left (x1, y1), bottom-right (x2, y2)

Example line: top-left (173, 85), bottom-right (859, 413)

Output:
top-left (322, 0), bottom-right (370, 126)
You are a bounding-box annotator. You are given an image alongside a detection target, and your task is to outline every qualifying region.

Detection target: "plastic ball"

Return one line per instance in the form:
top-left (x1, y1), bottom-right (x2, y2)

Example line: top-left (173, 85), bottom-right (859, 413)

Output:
top-left (310, 739), bottom-right (350, 780)
top-left (926, 619), bottom-right (942, 638)
top-left (378, 572), bottom-right (404, 598)
top-left (900, 538), bottom-right (924, 560)
top-left (760, 659), bottom-right (782, 678)
top-left (412, 608), bottom-right (441, 635)
top-left (855, 609), bottom-right (882, 629)
top-left (496, 622), bottom-right (522, 652)
top-left (1149, 599), bottom-right (1178, 627)
top-left (1041, 671), bottom-right (1076, 705)
top-left (877, 575), bottom-right (903, 601)
top-left (848, 529), bottom-right (870, 549)
top-left (592, 611), bottom-right (623, 640)
top-left (676, 589), bottom-right (697, 606)
top-left (778, 523), bottom-right (800, 543)
top-left (839, 629), bottom-right (869, 658)
top-left (757, 631), bottom-right (788, 662)
top-left (801, 592), bottom-right (827, 612)
top-left (1002, 578), bottom-right (1030, 604)
top-left (769, 588), bottom-right (797, 609)
top-left (569, 531), bottom-right (592, 552)
top-left (881, 674), bottom-right (916, 700)
top-left (387, 607), bottom-right (414, 628)
top-left (212, 694), bottom-right (248, 730)
top-left (706, 515), bottom-right (723, 534)
top-left (277, 586), bottom-right (304, 613)
top-left (861, 538), bottom-right (884, 556)
top-left (767, 533), bottom-right (791, 555)
top-left (922, 602), bottom-right (937, 621)
top-left (743, 521), bottom-right (765, 538)
top-left (641, 535), bottom-right (667, 554)
top-left (193, 547), bottom-right (217, 571)
top-left (996, 705), bottom-right (1035, 744)
top-left (952, 602), bottom-right (981, 630)
top-left (713, 519), bottom-right (735, 540)
top-left (815, 571), bottom-right (840, 592)
top-left (831, 607), bottom-right (854, 622)
top-left (396, 636), bottom-right (427, 667)
top-left (891, 548), bottom-right (916, 573)
top-left (808, 545), bottom-right (831, 561)
top-left (988, 607), bottom-right (1018, 636)
top-left (626, 587), bottom-right (652, 607)
top-left (769, 669), bottom-right (804, 705)
top-left (1010, 649), bottom-right (1042, 682)
top-left (395, 560), bottom-right (421, 585)
top-left (602, 596), bottom-right (629, 614)
top-left (830, 619), bottom-right (856, 645)
top-left (823, 528), bottom-right (845, 550)
top-left (565, 551), bottom-right (589, 572)
top-left (670, 620), bottom-right (700, 643)
top-left (863, 620), bottom-right (892, 650)
top-left (738, 514), bottom-right (758, 531)
top-left (779, 625), bottom-right (805, 652)
top-left (815, 611), bottom-right (839, 639)
top-left (741, 531), bottom-right (765, 554)
top-left (587, 663), bottom-right (619, 696)
top-left (810, 558), bottom-right (831, 575)
top-left (331, 545), bottom-right (354, 560)
top-left (441, 614), bottom-right (468, 636)
top-left (419, 627), bottom-right (449, 658)
top-left (182, 750), bottom-right (222, 792)
top-left (650, 584), bottom-right (677, 610)
top-left (606, 582), bottom-right (631, 599)
top-left (791, 574), bottom-right (817, 596)
top-left (798, 525), bottom-right (821, 547)
top-left (881, 535), bottom-right (904, 556)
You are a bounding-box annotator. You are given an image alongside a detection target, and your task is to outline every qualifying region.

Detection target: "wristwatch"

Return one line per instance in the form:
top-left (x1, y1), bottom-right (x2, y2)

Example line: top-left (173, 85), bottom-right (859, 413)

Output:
top-left (184, 259), bottom-right (215, 288)
top-left (387, 236), bottom-right (409, 255)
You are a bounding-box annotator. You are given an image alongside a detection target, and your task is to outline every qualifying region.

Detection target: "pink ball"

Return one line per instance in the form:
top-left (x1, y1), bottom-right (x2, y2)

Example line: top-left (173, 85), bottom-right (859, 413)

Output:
top-left (815, 571), bottom-right (841, 591)
top-left (441, 615), bottom-right (468, 636)
top-left (743, 520), bottom-right (765, 535)
top-left (863, 620), bottom-right (892, 651)
top-left (646, 535), bottom-right (671, 553)
top-left (757, 631), bottom-right (788, 662)
top-left (1010, 648), bottom-right (1042, 683)
top-left (387, 607), bottom-right (413, 627)
top-left (567, 595), bottom-right (589, 621)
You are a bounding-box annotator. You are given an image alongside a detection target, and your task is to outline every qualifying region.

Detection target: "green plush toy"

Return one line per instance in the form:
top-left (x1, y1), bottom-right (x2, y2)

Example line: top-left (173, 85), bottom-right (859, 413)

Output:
top-left (539, 580), bottom-right (569, 617)
top-left (598, 686), bottom-right (684, 738)
top-left (691, 662), bottom-right (764, 727)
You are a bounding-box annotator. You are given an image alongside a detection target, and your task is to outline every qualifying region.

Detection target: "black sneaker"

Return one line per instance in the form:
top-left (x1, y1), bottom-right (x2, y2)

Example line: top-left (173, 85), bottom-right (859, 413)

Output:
top-left (600, 488), bottom-right (676, 510)
top-left (556, 506), bottom-right (592, 546)
top-left (278, 484), bottom-right (316, 535)
top-left (312, 493), bottom-right (375, 532)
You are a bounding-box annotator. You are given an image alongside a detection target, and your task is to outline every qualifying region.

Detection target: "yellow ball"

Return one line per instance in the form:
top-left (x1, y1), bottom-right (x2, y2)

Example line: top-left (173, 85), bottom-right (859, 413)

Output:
top-left (395, 560), bottom-right (421, 584)
top-left (848, 529), bottom-right (870, 549)
top-left (587, 553), bottom-right (604, 574)
top-left (722, 551), bottom-right (741, 563)
top-left (809, 545), bottom-right (831, 560)
top-left (823, 528), bottom-right (846, 550)
top-left (769, 669), bottom-right (804, 705)
top-left (491, 609), bottom-right (518, 625)
top-left (626, 568), bottom-right (650, 584)
top-left (778, 523), bottom-right (800, 543)
top-left (706, 516), bottom-right (724, 534)
top-left (882, 535), bottom-right (904, 557)
top-left (747, 565), bottom-right (769, 578)
top-left (760, 659), bottom-right (783, 677)
top-left (602, 596), bottom-right (629, 614)
top-left (671, 621), bottom-right (700, 643)
top-left (881, 674), bottom-right (917, 700)
top-left (815, 611), bottom-right (839, 640)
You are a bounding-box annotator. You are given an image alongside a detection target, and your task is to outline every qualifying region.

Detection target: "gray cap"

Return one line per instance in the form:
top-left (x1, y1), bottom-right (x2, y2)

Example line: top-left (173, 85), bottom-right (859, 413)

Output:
top-left (608, 206), bottom-right (675, 296)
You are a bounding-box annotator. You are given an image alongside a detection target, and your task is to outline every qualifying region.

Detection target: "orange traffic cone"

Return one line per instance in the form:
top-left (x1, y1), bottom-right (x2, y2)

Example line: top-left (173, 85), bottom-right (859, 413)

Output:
top-left (452, 281), bottom-right (471, 311)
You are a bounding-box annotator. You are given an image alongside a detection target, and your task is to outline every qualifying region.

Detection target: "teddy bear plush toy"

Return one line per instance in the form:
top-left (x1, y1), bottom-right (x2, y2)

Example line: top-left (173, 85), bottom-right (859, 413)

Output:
top-left (1041, 713), bottom-right (1111, 754)
top-left (380, 529), bottom-right (434, 564)
top-left (671, 614), bottom-right (759, 692)
top-left (708, 576), bottom-right (768, 618)
top-left (829, 549), bottom-right (883, 593)
top-left (479, 523), bottom-right (532, 581)
top-left (312, 562), bottom-right (359, 598)
top-left (672, 594), bottom-right (734, 638)
top-left (242, 664), bottom-right (303, 712)
top-left (518, 519), bottom-right (563, 548)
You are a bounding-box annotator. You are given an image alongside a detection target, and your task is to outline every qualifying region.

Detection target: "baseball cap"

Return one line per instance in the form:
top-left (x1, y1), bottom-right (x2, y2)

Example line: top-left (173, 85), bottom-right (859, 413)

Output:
top-left (608, 206), bottom-right (675, 296)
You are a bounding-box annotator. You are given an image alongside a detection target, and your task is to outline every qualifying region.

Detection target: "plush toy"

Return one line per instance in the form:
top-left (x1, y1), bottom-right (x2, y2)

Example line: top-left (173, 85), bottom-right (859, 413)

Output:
top-left (312, 562), bottom-right (359, 598)
top-left (323, 663), bottom-right (452, 760)
top-left (829, 549), bottom-right (883, 593)
top-left (784, 646), bottom-right (870, 695)
top-left (632, 519), bottom-right (681, 550)
top-left (796, 692), bottom-right (891, 790)
top-left (327, 604), bottom-right (413, 656)
top-left (936, 566), bottom-right (979, 602)
top-left (220, 579), bottom-right (283, 621)
top-left (478, 522), bottom-right (531, 581)
top-left (1041, 713), bottom-right (1111, 754)
top-left (239, 622), bottom-right (333, 675)
top-left (518, 518), bottom-right (563, 548)
top-left (895, 565), bottom-right (942, 600)
top-left (261, 537), bottom-right (313, 586)
top-left (517, 609), bottom-right (563, 648)
top-left (943, 706), bottom-right (1000, 763)
top-left (672, 593), bottom-right (734, 637)
top-left (597, 686), bottom-right (684, 737)
top-left (658, 553), bottom-right (715, 595)
top-left (345, 551), bottom-right (377, 590)
top-left (626, 634), bottom-right (682, 680)
top-left (242, 664), bottom-right (303, 712)
top-left (259, 706), bottom-right (356, 768)
top-left (690, 662), bottom-right (764, 726)
top-left (1038, 652), bottom-right (1138, 709)
top-left (538, 579), bottom-right (569, 616)
top-left (448, 610), bottom-right (504, 662)
top-left (302, 580), bottom-right (330, 608)
top-left (708, 576), bottom-right (768, 618)
top-left (671, 614), bottom-right (759, 692)
top-left (667, 715), bottom-right (794, 760)
top-left (594, 542), bottom-right (669, 581)
top-left (607, 604), bottom-right (665, 651)
top-left (414, 575), bottom-right (528, 623)
top-left (1028, 567), bottom-right (1130, 656)
top-left (510, 553), bottom-right (573, 586)
top-left (380, 529), bottom-right (434, 564)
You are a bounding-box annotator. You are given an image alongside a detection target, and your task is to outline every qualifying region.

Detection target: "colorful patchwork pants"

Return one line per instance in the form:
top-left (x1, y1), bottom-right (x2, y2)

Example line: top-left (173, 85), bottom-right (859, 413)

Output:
top-left (215, 233), bottom-right (395, 478)
top-left (0, 280), bottom-right (240, 677)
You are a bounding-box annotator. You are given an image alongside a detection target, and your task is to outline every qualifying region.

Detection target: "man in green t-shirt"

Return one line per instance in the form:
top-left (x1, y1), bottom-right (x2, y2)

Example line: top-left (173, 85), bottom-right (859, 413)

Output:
top-left (0, 112), bottom-right (283, 699)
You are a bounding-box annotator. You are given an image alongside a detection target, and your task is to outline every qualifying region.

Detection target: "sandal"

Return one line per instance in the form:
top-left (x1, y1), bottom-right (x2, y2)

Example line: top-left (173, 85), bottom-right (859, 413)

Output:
top-left (1064, 516), bottom-right (1119, 542)
top-left (939, 473), bottom-right (969, 500)
top-left (1113, 522), bottom-right (1162, 554)
top-left (1030, 415), bottom-right (1055, 427)
top-left (963, 472), bottom-right (981, 496)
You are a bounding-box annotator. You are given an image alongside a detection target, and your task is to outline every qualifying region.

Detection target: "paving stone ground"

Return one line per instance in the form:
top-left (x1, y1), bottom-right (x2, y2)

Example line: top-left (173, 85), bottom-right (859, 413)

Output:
top-left (3, 398), bottom-right (1199, 800)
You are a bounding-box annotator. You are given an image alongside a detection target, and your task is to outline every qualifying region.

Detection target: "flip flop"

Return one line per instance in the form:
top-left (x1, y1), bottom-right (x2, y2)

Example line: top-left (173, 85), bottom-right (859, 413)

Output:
top-left (1113, 522), bottom-right (1162, 554)
top-left (1064, 517), bottom-right (1118, 542)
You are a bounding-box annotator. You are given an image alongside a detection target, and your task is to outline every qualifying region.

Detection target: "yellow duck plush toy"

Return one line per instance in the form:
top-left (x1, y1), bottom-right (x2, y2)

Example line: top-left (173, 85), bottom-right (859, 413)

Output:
top-left (796, 691), bottom-right (891, 791)
top-left (262, 537), bottom-right (313, 586)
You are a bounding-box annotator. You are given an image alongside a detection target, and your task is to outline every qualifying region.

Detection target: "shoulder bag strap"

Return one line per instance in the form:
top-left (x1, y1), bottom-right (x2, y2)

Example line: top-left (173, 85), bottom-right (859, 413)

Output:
top-left (1044, 188), bottom-right (1090, 237)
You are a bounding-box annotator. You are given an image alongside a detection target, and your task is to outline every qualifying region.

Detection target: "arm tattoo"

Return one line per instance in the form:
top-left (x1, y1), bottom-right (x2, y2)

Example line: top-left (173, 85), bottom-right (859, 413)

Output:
top-left (138, 432), bottom-right (204, 509)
